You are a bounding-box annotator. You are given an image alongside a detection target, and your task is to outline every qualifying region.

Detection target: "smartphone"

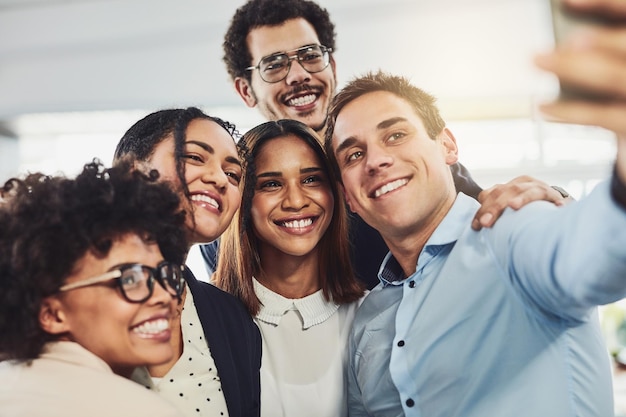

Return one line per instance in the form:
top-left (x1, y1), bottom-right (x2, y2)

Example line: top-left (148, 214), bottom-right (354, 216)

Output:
top-left (548, 0), bottom-right (620, 101)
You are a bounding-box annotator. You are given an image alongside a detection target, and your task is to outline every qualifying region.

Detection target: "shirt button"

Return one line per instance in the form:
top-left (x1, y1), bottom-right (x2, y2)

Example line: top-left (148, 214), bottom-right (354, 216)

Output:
top-left (397, 340), bottom-right (405, 347)
top-left (408, 281), bottom-right (415, 288)
top-left (406, 398), bottom-right (415, 407)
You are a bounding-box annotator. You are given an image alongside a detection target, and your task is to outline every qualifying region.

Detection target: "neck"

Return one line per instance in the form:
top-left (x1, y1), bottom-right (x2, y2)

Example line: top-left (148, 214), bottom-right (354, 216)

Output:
top-left (383, 193), bottom-right (456, 278)
top-left (256, 247), bottom-right (321, 299)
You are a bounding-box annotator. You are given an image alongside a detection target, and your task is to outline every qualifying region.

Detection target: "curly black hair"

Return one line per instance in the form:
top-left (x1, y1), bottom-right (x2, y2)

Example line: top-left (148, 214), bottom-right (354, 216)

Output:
top-left (113, 107), bottom-right (239, 205)
top-left (0, 159), bottom-right (188, 362)
top-left (223, 0), bottom-right (336, 81)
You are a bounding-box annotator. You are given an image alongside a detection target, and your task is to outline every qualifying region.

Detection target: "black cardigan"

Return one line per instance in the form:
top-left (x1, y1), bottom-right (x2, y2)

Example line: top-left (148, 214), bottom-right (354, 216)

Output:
top-left (184, 268), bottom-right (261, 417)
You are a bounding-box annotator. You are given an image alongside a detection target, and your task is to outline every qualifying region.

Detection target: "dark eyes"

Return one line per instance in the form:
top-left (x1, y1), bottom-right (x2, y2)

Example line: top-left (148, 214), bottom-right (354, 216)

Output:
top-left (182, 153), bottom-right (203, 163)
top-left (258, 175), bottom-right (324, 190)
top-left (182, 153), bottom-right (241, 185)
top-left (303, 175), bottom-right (323, 184)
top-left (226, 172), bottom-right (241, 185)
top-left (259, 180), bottom-right (281, 189)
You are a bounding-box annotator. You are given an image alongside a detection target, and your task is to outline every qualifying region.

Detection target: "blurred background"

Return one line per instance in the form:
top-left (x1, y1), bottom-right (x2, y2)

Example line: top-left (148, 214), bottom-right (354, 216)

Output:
top-left (0, 0), bottom-right (616, 193)
top-left (0, 0), bottom-right (623, 413)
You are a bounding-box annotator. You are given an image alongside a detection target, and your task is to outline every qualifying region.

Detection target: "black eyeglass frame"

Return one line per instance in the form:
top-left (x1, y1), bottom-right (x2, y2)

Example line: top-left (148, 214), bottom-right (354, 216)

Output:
top-left (58, 261), bottom-right (185, 303)
top-left (245, 44), bottom-right (333, 83)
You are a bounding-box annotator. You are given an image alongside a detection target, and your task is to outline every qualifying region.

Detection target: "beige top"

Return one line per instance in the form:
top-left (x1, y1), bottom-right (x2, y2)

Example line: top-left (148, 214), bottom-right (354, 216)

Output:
top-left (0, 341), bottom-right (183, 417)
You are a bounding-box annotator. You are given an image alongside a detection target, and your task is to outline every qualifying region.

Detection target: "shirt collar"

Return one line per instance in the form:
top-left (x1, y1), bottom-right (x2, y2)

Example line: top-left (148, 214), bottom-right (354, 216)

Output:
top-left (379, 192), bottom-right (479, 285)
top-left (253, 278), bottom-right (340, 329)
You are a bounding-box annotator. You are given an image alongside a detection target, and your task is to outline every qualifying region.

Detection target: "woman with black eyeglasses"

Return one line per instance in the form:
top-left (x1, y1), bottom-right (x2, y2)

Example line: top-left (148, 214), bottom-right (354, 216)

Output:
top-left (0, 160), bottom-right (186, 417)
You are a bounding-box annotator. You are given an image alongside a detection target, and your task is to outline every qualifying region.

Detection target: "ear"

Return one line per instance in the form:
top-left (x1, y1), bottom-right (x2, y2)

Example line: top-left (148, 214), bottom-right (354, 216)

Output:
top-left (440, 127), bottom-right (459, 166)
top-left (329, 55), bottom-right (338, 82)
top-left (39, 296), bottom-right (71, 335)
top-left (234, 77), bottom-right (257, 108)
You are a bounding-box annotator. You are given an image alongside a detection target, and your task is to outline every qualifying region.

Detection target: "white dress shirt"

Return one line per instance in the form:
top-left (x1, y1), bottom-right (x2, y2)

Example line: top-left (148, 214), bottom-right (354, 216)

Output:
top-left (253, 278), bottom-right (360, 417)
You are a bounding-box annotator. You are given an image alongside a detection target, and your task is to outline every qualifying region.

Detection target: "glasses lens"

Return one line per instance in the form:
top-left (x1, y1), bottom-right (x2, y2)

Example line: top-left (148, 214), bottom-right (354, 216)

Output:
top-left (158, 262), bottom-right (184, 297)
top-left (259, 53), bottom-right (290, 83)
top-left (297, 45), bottom-right (328, 73)
top-left (257, 45), bottom-right (330, 83)
top-left (118, 265), bottom-right (152, 302)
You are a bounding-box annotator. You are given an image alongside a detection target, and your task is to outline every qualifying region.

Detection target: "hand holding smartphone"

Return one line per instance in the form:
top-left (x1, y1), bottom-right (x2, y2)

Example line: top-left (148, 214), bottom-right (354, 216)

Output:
top-left (548, 0), bottom-right (623, 101)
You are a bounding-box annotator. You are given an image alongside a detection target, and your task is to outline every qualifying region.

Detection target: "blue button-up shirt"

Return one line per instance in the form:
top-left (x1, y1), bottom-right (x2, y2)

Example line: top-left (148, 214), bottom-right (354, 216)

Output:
top-left (348, 181), bottom-right (626, 417)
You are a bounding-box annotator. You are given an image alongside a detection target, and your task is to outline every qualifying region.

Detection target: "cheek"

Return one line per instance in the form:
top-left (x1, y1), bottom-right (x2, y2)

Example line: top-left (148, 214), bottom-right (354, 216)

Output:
top-left (250, 196), bottom-right (265, 226)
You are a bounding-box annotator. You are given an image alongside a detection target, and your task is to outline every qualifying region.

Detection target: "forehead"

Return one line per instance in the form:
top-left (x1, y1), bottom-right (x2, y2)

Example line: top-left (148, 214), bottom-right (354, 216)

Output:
top-left (332, 91), bottom-right (426, 146)
top-left (185, 118), bottom-right (238, 156)
top-left (247, 18), bottom-right (321, 60)
top-left (69, 234), bottom-right (161, 283)
top-left (256, 134), bottom-right (321, 168)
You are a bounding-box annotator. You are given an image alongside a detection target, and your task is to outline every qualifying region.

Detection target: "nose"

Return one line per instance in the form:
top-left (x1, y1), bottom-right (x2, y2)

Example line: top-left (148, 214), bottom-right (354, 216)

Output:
top-left (201, 168), bottom-right (229, 191)
top-left (365, 143), bottom-right (394, 175)
top-left (148, 276), bottom-right (175, 306)
top-left (281, 183), bottom-right (308, 210)
top-left (285, 57), bottom-right (311, 85)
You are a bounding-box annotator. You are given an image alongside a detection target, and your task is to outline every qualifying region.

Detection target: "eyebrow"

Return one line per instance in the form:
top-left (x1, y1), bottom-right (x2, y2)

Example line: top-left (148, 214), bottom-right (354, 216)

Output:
top-left (334, 117), bottom-right (408, 156)
top-left (185, 140), bottom-right (241, 167)
top-left (256, 166), bottom-right (323, 179)
top-left (264, 43), bottom-right (318, 58)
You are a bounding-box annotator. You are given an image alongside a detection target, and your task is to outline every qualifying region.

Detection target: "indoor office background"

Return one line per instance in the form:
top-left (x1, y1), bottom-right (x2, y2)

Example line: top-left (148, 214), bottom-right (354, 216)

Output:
top-left (0, 0), bottom-right (623, 412)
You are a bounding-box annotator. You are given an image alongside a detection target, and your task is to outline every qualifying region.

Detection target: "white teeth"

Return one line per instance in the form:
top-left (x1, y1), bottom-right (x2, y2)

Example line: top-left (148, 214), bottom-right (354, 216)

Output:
top-left (374, 179), bottom-right (408, 198)
top-left (191, 194), bottom-right (219, 210)
top-left (281, 218), bottom-right (313, 229)
top-left (132, 318), bottom-right (169, 335)
top-left (288, 94), bottom-right (316, 107)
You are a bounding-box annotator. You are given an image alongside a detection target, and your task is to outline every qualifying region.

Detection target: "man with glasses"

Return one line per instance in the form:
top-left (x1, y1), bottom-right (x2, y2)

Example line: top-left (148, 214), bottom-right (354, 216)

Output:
top-left (207, 0), bottom-right (568, 289)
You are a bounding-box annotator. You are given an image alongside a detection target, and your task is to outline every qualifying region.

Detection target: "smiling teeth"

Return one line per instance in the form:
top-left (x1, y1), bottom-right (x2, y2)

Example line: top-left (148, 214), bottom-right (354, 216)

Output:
top-left (288, 94), bottom-right (316, 107)
top-left (282, 218), bottom-right (313, 229)
top-left (132, 319), bottom-right (169, 335)
top-left (191, 194), bottom-right (219, 209)
top-left (374, 179), bottom-right (408, 198)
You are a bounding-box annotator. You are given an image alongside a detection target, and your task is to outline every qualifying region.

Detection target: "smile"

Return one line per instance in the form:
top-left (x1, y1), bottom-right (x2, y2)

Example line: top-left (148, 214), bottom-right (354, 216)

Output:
top-left (278, 217), bottom-right (315, 229)
top-left (287, 94), bottom-right (316, 107)
top-left (131, 318), bottom-right (170, 335)
top-left (191, 194), bottom-right (219, 210)
top-left (374, 178), bottom-right (408, 198)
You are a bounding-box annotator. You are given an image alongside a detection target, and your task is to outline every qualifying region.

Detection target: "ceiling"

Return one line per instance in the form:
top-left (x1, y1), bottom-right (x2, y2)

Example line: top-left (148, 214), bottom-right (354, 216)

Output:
top-left (0, 0), bottom-right (558, 128)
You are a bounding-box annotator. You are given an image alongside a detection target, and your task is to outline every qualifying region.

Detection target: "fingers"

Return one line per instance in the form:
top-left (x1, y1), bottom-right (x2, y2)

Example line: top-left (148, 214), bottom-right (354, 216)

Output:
top-left (472, 176), bottom-right (567, 230)
top-left (535, 29), bottom-right (626, 101)
top-left (538, 99), bottom-right (626, 134)
top-left (562, 0), bottom-right (626, 16)
top-left (535, 0), bottom-right (626, 133)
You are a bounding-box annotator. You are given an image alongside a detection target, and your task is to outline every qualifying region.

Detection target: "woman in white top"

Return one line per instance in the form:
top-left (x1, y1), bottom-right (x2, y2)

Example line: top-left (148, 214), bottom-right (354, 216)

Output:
top-left (214, 119), bottom-right (366, 417)
top-left (0, 161), bottom-right (187, 417)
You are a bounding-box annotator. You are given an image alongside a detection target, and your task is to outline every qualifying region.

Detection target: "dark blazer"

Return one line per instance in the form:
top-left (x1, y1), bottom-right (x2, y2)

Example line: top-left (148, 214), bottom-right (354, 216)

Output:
top-left (185, 268), bottom-right (261, 417)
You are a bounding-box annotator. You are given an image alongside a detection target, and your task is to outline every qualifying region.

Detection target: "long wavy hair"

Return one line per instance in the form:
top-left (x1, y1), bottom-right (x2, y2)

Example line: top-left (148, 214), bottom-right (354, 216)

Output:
top-left (213, 119), bottom-right (364, 315)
